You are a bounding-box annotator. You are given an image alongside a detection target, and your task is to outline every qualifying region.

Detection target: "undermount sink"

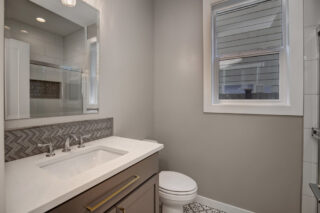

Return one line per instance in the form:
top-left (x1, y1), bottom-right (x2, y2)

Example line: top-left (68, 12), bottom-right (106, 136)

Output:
top-left (38, 146), bottom-right (127, 179)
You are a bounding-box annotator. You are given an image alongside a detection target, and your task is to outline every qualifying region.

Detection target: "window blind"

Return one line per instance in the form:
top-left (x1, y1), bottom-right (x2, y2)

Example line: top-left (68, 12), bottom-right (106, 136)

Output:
top-left (214, 0), bottom-right (283, 57)
top-left (219, 54), bottom-right (279, 99)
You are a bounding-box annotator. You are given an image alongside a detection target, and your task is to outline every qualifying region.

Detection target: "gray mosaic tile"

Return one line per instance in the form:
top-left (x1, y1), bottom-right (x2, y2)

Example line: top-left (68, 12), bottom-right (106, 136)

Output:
top-left (5, 118), bottom-right (113, 162)
top-left (183, 202), bottom-right (226, 213)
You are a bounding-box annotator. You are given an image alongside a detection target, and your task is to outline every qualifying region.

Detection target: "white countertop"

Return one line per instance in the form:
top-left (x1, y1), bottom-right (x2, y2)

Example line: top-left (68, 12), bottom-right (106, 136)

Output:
top-left (5, 136), bottom-right (164, 213)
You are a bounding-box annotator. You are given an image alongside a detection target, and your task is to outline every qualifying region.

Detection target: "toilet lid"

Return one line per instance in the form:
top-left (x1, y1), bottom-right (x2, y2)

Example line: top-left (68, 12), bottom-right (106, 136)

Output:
top-left (159, 171), bottom-right (197, 193)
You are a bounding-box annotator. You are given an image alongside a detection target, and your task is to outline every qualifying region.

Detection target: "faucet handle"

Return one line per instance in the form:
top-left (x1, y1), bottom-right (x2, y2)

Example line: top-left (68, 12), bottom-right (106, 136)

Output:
top-left (70, 134), bottom-right (78, 141)
top-left (38, 142), bottom-right (55, 157)
top-left (62, 137), bottom-right (72, 152)
top-left (78, 134), bottom-right (91, 148)
top-left (81, 134), bottom-right (91, 139)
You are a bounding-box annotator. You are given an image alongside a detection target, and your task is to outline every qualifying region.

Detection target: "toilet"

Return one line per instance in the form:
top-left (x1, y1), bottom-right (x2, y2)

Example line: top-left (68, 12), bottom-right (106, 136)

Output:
top-left (143, 139), bottom-right (198, 213)
top-left (159, 171), bottom-right (198, 213)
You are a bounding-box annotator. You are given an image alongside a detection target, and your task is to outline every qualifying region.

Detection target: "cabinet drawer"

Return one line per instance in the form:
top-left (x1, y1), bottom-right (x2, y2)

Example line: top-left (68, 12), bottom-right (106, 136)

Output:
top-left (48, 154), bottom-right (159, 213)
top-left (116, 175), bottom-right (159, 213)
top-left (107, 208), bottom-right (116, 213)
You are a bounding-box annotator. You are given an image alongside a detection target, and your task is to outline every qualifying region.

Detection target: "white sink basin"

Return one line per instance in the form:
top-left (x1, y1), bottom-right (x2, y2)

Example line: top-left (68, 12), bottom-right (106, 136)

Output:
top-left (38, 146), bottom-right (127, 179)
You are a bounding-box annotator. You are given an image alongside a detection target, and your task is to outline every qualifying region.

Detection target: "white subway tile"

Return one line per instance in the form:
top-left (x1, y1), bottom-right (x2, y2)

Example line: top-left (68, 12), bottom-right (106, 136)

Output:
top-left (304, 60), bottom-right (319, 95)
top-left (304, 27), bottom-right (318, 60)
top-left (304, 0), bottom-right (320, 27)
top-left (304, 95), bottom-right (319, 129)
top-left (303, 162), bottom-right (317, 197)
top-left (304, 129), bottom-right (318, 164)
top-left (302, 195), bottom-right (317, 213)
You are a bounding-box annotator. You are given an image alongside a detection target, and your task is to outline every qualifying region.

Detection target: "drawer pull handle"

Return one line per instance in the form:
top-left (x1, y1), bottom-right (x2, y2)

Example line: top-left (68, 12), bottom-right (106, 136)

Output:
top-left (86, 175), bottom-right (140, 212)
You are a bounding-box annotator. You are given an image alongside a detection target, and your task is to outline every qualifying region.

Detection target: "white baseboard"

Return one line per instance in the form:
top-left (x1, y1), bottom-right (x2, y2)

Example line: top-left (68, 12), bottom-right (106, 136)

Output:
top-left (196, 195), bottom-right (255, 213)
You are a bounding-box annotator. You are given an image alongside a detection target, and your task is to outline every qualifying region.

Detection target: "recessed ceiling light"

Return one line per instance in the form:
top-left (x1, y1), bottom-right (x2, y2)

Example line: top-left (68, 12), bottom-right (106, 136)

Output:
top-left (4, 25), bottom-right (10, 30)
top-left (36, 17), bottom-right (46, 23)
top-left (61, 0), bottom-right (76, 7)
top-left (20, 30), bottom-right (28, 34)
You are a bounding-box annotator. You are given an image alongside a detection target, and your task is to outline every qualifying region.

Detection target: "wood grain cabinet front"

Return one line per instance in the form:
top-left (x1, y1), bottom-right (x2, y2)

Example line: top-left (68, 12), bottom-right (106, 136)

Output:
top-left (106, 208), bottom-right (117, 213)
top-left (47, 154), bottom-right (159, 213)
top-left (116, 175), bottom-right (159, 213)
top-left (107, 208), bottom-right (116, 213)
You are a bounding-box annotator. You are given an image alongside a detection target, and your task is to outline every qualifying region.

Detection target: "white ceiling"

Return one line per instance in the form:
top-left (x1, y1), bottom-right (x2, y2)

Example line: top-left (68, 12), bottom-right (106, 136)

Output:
top-left (5, 0), bottom-right (98, 37)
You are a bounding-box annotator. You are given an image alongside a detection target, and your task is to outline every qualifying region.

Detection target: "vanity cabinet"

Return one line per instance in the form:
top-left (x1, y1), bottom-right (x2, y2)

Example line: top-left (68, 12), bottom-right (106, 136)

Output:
top-left (48, 154), bottom-right (159, 213)
top-left (106, 208), bottom-right (116, 213)
top-left (116, 175), bottom-right (159, 213)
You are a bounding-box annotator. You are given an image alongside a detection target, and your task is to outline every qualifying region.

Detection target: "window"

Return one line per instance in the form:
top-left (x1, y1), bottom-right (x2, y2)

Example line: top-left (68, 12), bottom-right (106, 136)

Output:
top-left (214, 0), bottom-right (284, 101)
top-left (203, 0), bottom-right (303, 115)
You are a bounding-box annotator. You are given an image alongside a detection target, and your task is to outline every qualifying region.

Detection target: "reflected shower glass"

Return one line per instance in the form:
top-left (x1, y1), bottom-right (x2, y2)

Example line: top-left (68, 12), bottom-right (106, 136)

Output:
top-left (4, 0), bottom-right (99, 120)
top-left (30, 63), bottom-right (83, 118)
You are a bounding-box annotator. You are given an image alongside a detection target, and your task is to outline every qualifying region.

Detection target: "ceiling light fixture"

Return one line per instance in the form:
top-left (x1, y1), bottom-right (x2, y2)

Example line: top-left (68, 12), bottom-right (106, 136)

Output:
top-left (20, 30), bottom-right (28, 34)
top-left (36, 17), bottom-right (46, 23)
top-left (61, 0), bottom-right (76, 7)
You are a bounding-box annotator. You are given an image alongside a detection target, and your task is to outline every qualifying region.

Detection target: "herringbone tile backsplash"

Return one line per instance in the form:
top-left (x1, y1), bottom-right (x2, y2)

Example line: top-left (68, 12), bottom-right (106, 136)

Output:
top-left (5, 118), bottom-right (113, 162)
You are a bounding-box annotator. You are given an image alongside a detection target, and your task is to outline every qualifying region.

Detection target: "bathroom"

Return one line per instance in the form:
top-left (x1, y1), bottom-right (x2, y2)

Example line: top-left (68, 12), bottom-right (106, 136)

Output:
top-left (0, 0), bottom-right (318, 212)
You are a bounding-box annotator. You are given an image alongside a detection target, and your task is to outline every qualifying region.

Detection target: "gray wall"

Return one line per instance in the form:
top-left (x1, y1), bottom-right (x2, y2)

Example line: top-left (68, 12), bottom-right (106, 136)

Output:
top-left (153, 0), bottom-right (303, 213)
top-left (99, 0), bottom-right (154, 139)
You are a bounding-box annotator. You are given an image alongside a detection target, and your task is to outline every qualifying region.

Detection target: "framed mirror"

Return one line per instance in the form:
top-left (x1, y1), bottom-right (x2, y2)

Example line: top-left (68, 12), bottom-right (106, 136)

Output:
top-left (4, 0), bottom-right (99, 120)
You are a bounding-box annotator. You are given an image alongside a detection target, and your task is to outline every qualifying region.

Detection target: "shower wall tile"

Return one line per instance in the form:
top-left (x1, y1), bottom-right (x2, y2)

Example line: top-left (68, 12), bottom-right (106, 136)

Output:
top-left (303, 22), bottom-right (319, 213)
top-left (5, 19), bottom-right (64, 65)
top-left (302, 195), bottom-right (317, 213)
top-left (304, 94), bottom-right (319, 129)
top-left (304, 129), bottom-right (318, 164)
top-left (303, 162), bottom-right (317, 197)
top-left (303, 2), bottom-right (320, 212)
top-left (5, 118), bottom-right (113, 162)
top-left (304, 26), bottom-right (319, 60)
top-left (304, 0), bottom-right (320, 27)
top-left (304, 60), bottom-right (319, 95)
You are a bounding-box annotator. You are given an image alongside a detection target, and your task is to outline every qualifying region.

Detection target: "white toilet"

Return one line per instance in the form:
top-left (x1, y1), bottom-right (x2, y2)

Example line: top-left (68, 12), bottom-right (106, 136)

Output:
top-left (143, 139), bottom-right (198, 213)
top-left (159, 171), bottom-right (198, 213)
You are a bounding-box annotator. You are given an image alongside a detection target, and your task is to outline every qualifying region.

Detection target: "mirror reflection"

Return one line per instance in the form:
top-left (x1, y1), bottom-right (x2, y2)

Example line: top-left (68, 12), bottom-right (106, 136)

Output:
top-left (4, 0), bottom-right (99, 120)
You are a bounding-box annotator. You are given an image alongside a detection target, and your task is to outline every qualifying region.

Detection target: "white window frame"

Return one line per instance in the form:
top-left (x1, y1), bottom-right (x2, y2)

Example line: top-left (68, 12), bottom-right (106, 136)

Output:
top-left (203, 0), bottom-right (303, 115)
top-left (83, 36), bottom-right (99, 114)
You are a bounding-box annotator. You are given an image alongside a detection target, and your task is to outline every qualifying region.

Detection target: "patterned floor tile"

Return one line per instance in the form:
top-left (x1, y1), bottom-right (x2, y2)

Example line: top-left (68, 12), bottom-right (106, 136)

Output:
top-left (183, 202), bottom-right (226, 213)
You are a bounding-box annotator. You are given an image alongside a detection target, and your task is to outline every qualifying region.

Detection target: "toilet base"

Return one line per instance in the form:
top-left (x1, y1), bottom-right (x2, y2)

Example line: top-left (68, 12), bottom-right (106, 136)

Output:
top-left (159, 191), bottom-right (197, 213)
top-left (162, 203), bottom-right (183, 213)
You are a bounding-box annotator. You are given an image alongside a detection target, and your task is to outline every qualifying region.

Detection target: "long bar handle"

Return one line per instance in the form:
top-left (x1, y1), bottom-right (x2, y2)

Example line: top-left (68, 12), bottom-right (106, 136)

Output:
top-left (86, 175), bottom-right (140, 212)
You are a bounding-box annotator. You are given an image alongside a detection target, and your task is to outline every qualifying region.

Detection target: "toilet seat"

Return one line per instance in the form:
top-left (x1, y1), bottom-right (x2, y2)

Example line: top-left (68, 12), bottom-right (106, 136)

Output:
top-left (159, 187), bottom-right (197, 196)
top-left (159, 171), bottom-right (197, 195)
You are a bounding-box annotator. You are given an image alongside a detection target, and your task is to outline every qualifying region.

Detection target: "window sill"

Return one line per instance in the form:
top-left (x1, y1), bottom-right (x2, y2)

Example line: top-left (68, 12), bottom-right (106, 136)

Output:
top-left (204, 102), bottom-right (303, 116)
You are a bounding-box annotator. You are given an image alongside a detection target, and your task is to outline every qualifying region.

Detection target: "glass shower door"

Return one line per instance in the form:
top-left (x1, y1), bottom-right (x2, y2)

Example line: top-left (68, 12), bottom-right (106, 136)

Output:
top-left (30, 61), bottom-right (83, 118)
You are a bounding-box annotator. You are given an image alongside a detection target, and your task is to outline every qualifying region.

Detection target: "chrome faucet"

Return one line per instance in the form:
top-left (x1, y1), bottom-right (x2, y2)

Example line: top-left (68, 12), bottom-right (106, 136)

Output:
top-left (62, 136), bottom-right (72, 152)
top-left (70, 134), bottom-right (78, 142)
top-left (78, 134), bottom-right (91, 148)
top-left (38, 142), bottom-right (55, 157)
